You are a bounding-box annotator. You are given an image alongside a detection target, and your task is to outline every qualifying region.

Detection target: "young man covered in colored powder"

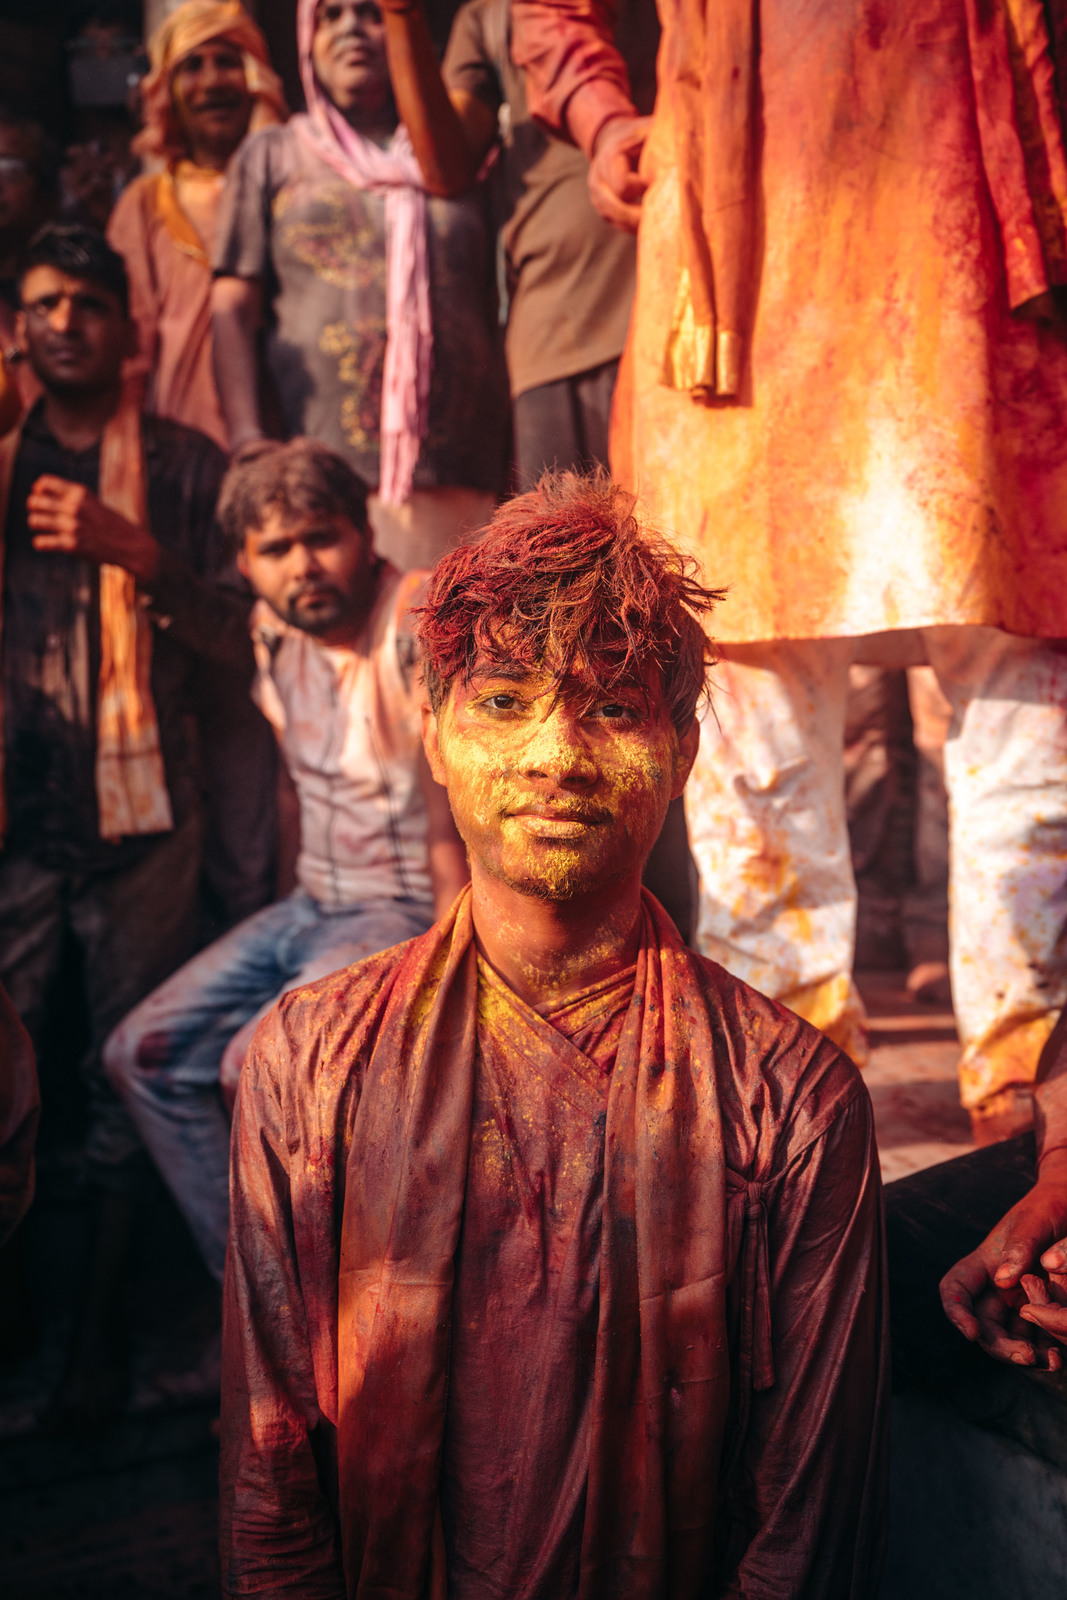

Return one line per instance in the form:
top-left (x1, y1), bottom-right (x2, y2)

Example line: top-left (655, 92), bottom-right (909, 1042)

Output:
top-left (220, 473), bottom-right (888, 1598)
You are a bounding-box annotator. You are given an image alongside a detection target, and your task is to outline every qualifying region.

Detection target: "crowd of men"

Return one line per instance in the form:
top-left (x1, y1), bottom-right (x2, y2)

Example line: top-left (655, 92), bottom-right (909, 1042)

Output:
top-left (3, 0), bottom-right (1067, 1593)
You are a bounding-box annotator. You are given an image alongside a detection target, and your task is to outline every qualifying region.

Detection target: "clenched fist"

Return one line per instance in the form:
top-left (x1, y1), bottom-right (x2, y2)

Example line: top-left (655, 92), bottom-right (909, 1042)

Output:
top-left (27, 475), bottom-right (161, 584)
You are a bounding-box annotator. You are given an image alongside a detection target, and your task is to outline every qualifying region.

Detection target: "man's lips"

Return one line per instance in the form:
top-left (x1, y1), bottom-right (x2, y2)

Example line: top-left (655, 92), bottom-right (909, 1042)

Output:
top-left (507, 806), bottom-right (610, 840)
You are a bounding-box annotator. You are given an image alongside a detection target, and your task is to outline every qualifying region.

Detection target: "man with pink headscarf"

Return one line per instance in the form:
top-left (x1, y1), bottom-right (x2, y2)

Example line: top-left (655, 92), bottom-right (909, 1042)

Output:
top-left (107, 0), bottom-right (286, 451)
top-left (211, 0), bottom-right (508, 572)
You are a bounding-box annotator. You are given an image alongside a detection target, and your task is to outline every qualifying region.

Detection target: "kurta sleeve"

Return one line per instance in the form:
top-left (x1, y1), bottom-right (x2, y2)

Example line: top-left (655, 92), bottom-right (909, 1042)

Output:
top-left (213, 129), bottom-right (276, 282)
top-left (510, 0), bottom-right (636, 155)
top-left (720, 1086), bottom-right (889, 1599)
top-left (220, 1008), bottom-right (346, 1599)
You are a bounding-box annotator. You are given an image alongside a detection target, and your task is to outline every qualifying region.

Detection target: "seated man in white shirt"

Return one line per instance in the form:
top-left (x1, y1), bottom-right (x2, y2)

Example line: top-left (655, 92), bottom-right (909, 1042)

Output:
top-left (104, 438), bottom-right (469, 1282)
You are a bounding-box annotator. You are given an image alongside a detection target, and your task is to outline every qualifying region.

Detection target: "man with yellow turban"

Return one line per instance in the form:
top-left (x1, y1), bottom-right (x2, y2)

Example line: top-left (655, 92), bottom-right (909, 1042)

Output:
top-left (107, 3), bottom-right (289, 934)
top-left (108, 0), bottom-right (287, 450)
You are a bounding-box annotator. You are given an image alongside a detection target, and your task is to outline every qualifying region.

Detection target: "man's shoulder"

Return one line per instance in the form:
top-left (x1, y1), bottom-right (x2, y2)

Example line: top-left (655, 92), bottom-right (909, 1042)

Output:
top-left (231, 121), bottom-right (300, 181)
top-left (251, 925), bottom-right (436, 1092)
top-left (143, 413), bottom-right (226, 477)
top-left (687, 951), bottom-right (868, 1168)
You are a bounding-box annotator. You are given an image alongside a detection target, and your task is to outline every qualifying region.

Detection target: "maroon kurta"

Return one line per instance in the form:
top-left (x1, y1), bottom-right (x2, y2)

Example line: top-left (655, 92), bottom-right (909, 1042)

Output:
top-left (220, 891), bottom-right (887, 1598)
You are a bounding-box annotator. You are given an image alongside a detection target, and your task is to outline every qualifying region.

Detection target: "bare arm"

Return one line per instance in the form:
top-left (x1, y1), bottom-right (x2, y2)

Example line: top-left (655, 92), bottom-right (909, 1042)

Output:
top-left (381, 0), bottom-right (497, 195)
top-left (418, 747), bottom-right (469, 917)
top-left (212, 276), bottom-right (266, 454)
top-left (940, 1011), bottom-right (1067, 1364)
top-left (510, 0), bottom-right (648, 230)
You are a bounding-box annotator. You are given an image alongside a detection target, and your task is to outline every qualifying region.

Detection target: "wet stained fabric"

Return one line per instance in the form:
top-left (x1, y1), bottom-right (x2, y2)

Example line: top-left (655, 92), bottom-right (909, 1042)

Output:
top-left (221, 889), bottom-right (888, 1598)
top-left (687, 628), bottom-right (1067, 1102)
top-left (512, 0), bottom-right (1067, 643)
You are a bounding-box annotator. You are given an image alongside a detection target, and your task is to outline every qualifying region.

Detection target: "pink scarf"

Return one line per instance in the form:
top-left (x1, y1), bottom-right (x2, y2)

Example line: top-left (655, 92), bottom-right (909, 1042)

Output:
top-left (294, 0), bottom-right (431, 507)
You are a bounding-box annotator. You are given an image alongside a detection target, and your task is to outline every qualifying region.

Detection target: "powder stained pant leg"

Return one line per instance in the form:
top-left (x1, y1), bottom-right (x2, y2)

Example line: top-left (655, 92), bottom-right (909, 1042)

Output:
top-left (686, 637), bottom-right (866, 1060)
top-left (924, 627), bottom-right (1067, 1109)
top-left (104, 893), bottom-right (434, 1280)
top-left (0, 812), bottom-right (203, 1195)
top-left (687, 628), bottom-right (1067, 1101)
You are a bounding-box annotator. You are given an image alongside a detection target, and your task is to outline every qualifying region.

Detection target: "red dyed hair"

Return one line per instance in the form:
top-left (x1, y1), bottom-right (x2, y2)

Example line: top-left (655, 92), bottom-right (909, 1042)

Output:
top-left (415, 473), bottom-right (724, 732)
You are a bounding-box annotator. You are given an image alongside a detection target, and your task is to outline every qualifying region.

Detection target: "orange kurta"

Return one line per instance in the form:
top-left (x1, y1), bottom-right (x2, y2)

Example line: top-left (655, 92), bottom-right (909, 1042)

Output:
top-left (108, 168), bottom-right (229, 450)
top-left (515, 0), bottom-right (1067, 643)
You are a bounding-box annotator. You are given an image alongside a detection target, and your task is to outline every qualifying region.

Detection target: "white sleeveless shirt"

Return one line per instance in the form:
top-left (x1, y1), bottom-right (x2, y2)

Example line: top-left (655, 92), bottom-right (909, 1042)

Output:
top-left (251, 565), bottom-right (433, 911)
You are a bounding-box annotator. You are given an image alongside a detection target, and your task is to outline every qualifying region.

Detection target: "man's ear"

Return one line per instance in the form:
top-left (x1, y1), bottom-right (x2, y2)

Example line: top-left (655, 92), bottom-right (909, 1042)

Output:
top-left (13, 310), bottom-right (26, 349)
top-left (420, 697), bottom-right (449, 787)
top-left (236, 543), bottom-right (250, 581)
top-left (670, 716), bottom-right (700, 800)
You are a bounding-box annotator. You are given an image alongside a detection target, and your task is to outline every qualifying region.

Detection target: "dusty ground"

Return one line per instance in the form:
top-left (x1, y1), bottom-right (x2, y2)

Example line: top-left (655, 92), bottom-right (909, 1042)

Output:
top-left (857, 970), bottom-right (974, 1184)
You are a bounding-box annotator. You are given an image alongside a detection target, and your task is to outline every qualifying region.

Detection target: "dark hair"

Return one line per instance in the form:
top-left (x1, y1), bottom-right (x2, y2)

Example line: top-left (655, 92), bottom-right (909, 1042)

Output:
top-left (19, 224), bottom-right (129, 316)
top-left (415, 471), bottom-right (724, 735)
top-left (217, 439), bottom-right (371, 553)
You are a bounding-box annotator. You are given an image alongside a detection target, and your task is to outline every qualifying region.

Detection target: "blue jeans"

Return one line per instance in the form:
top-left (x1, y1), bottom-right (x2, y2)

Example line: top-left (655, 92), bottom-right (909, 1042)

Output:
top-left (104, 890), bottom-right (432, 1280)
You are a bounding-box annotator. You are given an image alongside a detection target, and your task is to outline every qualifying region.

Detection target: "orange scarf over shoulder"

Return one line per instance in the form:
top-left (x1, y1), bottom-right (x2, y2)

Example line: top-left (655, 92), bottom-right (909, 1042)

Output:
top-left (0, 386), bottom-right (173, 843)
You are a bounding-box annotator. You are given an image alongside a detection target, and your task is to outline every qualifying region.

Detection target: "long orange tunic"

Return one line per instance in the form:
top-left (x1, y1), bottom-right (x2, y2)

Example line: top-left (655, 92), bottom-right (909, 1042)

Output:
top-left (107, 168), bottom-right (229, 450)
top-left (513, 0), bottom-right (1067, 643)
top-left (220, 891), bottom-right (888, 1598)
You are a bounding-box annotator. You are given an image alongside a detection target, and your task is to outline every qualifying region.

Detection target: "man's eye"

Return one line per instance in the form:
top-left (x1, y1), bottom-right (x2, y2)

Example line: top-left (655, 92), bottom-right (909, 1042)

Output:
top-left (484, 693), bottom-right (517, 710)
top-left (596, 703), bottom-right (636, 720)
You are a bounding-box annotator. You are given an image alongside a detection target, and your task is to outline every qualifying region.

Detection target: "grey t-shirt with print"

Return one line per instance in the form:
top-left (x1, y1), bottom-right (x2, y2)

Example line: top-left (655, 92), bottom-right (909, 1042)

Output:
top-left (214, 122), bottom-right (508, 493)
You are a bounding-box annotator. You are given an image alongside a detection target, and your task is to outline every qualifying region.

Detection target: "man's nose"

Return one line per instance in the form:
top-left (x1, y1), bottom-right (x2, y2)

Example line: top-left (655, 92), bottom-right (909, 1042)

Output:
top-left (290, 542), bottom-right (323, 576)
top-left (517, 705), bottom-right (597, 785)
top-left (49, 297), bottom-right (75, 333)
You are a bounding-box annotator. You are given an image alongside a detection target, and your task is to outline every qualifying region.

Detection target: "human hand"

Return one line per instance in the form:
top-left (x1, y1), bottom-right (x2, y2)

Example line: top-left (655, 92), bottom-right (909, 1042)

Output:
top-left (940, 1162), bottom-right (1067, 1368)
top-left (1019, 1269), bottom-right (1067, 1345)
top-left (588, 115), bottom-right (651, 233)
top-left (28, 474), bottom-right (160, 583)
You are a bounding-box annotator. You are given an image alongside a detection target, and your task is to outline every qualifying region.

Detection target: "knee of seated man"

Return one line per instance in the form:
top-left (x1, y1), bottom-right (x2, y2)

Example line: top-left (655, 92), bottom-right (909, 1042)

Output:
top-left (102, 1017), bottom-right (173, 1092)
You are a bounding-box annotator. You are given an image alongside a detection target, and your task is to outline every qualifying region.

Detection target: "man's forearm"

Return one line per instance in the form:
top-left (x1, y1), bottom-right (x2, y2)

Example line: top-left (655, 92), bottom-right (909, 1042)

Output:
top-left (212, 279), bottom-right (266, 452)
top-left (147, 547), bottom-right (255, 673)
top-left (510, 0), bottom-right (636, 155)
top-left (381, 0), bottom-right (480, 195)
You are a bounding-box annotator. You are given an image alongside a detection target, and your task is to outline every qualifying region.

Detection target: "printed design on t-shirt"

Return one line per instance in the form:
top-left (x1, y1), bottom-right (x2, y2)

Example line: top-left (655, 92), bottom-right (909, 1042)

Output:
top-left (319, 318), bottom-right (387, 451)
top-left (274, 185), bottom-right (385, 291)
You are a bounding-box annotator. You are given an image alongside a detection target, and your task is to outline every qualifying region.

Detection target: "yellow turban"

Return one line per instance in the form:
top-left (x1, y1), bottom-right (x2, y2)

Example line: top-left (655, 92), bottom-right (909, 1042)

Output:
top-left (135, 0), bottom-right (288, 163)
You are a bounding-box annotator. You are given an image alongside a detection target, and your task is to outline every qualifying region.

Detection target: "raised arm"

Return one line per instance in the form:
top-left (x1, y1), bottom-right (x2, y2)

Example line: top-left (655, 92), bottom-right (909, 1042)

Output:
top-left (380, 0), bottom-right (496, 194)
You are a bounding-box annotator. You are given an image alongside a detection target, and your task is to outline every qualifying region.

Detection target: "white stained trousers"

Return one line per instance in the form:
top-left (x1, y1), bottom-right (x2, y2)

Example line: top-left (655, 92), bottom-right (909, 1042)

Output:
top-left (687, 628), bottom-right (1067, 1106)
